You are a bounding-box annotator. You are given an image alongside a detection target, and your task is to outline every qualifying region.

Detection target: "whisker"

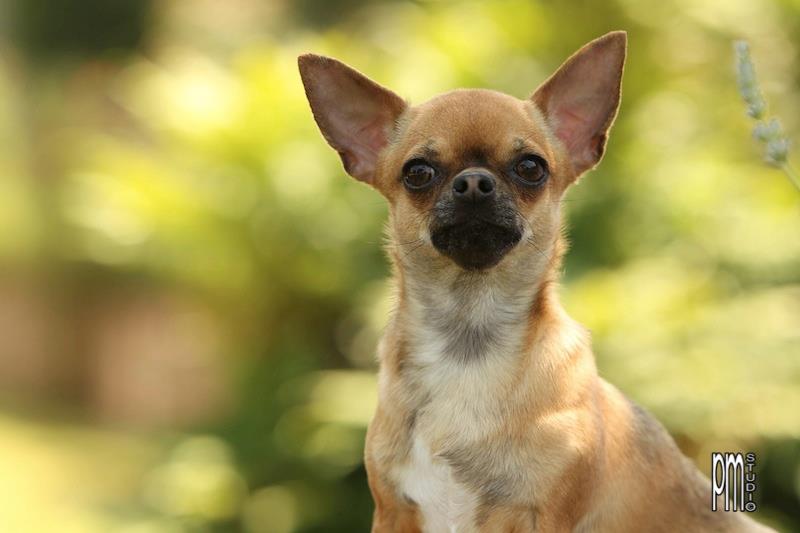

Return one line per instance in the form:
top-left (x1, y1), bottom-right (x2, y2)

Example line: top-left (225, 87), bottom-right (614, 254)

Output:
top-left (402, 240), bottom-right (426, 259)
top-left (394, 238), bottom-right (424, 247)
top-left (510, 207), bottom-right (550, 261)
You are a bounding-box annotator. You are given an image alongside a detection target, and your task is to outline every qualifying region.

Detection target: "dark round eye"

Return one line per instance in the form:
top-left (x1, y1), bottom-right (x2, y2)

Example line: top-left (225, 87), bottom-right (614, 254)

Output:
top-left (513, 155), bottom-right (549, 186)
top-left (403, 161), bottom-right (437, 189)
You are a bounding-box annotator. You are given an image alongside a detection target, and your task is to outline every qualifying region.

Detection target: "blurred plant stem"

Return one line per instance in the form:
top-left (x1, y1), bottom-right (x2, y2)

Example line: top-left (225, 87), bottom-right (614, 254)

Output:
top-left (783, 163), bottom-right (800, 192)
top-left (734, 40), bottom-right (799, 193)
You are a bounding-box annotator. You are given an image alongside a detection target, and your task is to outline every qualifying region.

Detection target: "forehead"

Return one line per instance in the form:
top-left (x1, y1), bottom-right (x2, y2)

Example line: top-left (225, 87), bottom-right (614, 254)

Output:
top-left (396, 89), bottom-right (553, 160)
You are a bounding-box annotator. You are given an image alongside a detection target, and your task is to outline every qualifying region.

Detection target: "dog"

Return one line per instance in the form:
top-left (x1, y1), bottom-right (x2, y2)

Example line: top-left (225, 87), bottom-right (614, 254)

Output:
top-left (299, 31), bottom-right (774, 532)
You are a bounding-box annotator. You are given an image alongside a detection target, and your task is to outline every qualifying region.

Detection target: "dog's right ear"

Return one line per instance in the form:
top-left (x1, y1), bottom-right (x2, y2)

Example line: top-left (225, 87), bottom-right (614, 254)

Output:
top-left (298, 54), bottom-right (407, 185)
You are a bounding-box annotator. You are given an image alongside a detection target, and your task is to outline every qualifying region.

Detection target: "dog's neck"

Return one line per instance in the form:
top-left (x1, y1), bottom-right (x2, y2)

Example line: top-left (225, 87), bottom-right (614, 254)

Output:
top-left (403, 271), bottom-right (541, 365)
top-left (390, 235), bottom-right (568, 370)
top-left (382, 234), bottom-right (594, 437)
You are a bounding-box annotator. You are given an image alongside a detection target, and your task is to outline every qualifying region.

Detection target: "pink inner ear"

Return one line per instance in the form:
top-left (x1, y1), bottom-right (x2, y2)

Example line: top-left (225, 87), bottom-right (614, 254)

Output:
top-left (551, 100), bottom-right (609, 171)
top-left (531, 32), bottom-right (625, 176)
top-left (299, 54), bottom-right (406, 184)
top-left (332, 112), bottom-right (393, 181)
top-left (554, 107), bottom-right (593, 152)
top-left (541, 83), bottom-right (618, 174)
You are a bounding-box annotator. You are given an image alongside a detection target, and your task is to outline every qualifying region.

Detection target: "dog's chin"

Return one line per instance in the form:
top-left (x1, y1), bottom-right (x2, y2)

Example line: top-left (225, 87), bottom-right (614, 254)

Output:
top-left (430, 220), bottom-right (522, 271)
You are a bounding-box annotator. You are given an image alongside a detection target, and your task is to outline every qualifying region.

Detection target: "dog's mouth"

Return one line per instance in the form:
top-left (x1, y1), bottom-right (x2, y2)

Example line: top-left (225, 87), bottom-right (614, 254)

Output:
top-left (430, 219), bottom-right (523, 271)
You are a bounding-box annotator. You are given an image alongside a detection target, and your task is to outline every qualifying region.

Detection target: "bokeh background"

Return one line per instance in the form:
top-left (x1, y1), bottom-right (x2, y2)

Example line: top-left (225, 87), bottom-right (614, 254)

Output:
top-left (0, 0), bottom-right (798, 531)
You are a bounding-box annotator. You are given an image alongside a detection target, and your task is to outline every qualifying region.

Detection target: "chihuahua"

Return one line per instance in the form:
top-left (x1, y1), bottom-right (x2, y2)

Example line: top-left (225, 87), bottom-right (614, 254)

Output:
top-left (299, 32), bottom-right (773, 532)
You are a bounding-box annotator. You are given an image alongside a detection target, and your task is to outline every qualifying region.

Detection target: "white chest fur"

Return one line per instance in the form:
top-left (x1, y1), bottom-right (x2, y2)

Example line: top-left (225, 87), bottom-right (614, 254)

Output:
top-left (397, 435), bottom-right (479, 533)
top-left (391, 267), bottom-right (545, 532)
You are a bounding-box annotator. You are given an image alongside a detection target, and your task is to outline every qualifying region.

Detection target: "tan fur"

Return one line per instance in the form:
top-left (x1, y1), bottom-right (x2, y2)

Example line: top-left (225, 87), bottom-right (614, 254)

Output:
top-left (300, 32), bottom-right (774, 532)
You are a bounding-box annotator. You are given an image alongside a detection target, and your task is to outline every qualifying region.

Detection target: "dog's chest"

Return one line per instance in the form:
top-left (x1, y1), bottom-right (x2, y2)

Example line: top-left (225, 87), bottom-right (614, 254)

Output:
top-left (396, 434), bottom-right (480, 533)
top-left (393, 361), bottom-right (511, 532)
top-left (392, 282), bottom-right (532, 531)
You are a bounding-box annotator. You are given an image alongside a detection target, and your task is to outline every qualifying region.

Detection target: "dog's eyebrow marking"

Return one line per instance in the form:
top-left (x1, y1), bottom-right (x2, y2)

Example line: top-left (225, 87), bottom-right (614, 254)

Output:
top-left (512, 137), bottom-right (542, 154)
top-left (512, 136), bottom-right (550, 162)
top-left (421, 140), bottom-right (438, 159)
top-left (407, 141), bottom-right (439, 162)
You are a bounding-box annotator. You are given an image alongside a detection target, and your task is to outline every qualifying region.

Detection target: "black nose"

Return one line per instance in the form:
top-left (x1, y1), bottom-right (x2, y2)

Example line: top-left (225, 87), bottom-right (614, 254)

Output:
top-left (452, 171), bottom-right (496, 203)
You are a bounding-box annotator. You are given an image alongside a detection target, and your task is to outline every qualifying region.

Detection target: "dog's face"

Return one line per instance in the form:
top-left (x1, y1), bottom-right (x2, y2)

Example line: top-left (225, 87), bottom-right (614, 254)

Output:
top-left (381, 90), bottom-right (556, 271)
top-left (299, 32), bottom-right (625, 274)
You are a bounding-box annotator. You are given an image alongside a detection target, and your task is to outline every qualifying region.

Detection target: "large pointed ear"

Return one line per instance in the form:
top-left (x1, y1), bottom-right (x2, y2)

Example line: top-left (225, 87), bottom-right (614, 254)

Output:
top-left (532, 31), bottom-right (627, 177)
top-left (298, 54), bottom-right (407, 184)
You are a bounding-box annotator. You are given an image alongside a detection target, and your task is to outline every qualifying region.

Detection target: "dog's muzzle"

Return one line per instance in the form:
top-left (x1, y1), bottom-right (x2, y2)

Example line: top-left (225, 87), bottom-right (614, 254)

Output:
top-left (430, 170), bottom-right (523, 270)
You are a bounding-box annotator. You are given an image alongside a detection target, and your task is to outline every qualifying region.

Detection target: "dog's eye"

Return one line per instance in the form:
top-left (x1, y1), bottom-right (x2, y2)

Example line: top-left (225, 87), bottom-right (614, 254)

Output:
top-left (403, 161), bottom-right (437, 190)
top-left (513, 155), bottom-right (549, 186)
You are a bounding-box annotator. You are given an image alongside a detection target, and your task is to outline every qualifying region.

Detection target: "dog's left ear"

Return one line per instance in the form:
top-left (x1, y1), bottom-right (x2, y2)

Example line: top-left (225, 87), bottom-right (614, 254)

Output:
top-left (532, 31), bottom-right (627, 178)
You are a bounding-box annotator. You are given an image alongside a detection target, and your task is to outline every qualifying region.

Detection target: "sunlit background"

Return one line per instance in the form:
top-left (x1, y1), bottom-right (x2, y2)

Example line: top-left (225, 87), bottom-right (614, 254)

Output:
top-left (0, 0), bottom-right (798, 531)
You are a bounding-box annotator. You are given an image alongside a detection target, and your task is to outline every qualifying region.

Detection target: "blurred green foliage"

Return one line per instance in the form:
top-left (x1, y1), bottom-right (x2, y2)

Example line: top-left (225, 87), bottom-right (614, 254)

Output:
top-left (11, 0), bottom-right (151, 63)
top-left (0, 0), bottom-right (798, 532)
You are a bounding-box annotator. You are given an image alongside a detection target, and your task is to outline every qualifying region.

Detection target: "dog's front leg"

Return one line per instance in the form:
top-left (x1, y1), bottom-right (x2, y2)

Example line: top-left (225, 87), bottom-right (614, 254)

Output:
top-left (366, 462), bottom-right (421, 533)
top-left (365, 407), bottom-right (422, 533)
top-left (370, 503), bottom-right (421, 533)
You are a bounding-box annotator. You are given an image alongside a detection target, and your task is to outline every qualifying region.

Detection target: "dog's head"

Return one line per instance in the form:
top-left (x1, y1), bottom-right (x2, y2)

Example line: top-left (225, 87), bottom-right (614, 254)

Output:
top-left (299, 32), bottom-right (625, 275)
